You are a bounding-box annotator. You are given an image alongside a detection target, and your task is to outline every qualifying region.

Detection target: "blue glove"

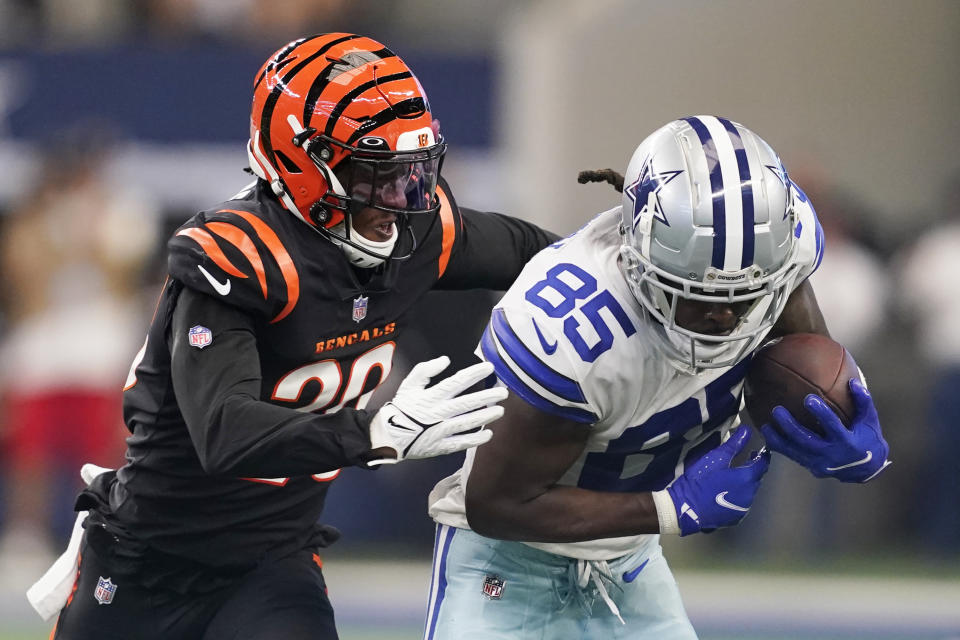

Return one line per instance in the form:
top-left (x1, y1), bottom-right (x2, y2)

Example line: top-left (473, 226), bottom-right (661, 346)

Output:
top-left (761, 379), bottom-right (891, 483)
top-left (655, 425), bottom-right (771, 537)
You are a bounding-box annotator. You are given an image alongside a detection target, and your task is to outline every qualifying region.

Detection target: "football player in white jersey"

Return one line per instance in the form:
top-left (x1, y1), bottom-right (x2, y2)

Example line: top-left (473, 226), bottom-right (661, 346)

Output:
top-left (423, 116), bottom-right (890, 639)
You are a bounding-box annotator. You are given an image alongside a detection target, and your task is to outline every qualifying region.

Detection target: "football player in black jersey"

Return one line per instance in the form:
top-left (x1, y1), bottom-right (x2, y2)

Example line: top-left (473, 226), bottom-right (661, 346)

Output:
top-left (41, 34), bottom-right (558, 639)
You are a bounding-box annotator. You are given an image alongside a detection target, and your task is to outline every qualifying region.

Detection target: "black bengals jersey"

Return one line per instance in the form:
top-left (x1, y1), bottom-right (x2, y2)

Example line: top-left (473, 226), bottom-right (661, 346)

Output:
top-left (89, 178), bottom-right (556, 581)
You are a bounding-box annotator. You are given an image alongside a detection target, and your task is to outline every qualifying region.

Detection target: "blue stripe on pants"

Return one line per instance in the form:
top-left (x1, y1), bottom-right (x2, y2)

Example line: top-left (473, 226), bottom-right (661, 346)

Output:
top-left (424, 524), bottom-right (455, 640)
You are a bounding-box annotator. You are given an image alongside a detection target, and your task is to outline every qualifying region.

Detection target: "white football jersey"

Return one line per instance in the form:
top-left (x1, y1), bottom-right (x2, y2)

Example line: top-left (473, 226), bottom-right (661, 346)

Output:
top-left (429, 191), bottom-right (822, 560)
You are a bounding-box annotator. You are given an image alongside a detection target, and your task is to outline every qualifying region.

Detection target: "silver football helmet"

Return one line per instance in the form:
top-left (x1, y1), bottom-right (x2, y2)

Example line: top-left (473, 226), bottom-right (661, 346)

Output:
top-left (619, 116), bottom-right (802, 372)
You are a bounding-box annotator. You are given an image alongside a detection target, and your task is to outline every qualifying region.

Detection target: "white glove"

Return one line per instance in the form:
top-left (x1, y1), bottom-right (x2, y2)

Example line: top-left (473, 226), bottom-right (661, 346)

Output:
top-left (367, 356), bottom-right (505, 466)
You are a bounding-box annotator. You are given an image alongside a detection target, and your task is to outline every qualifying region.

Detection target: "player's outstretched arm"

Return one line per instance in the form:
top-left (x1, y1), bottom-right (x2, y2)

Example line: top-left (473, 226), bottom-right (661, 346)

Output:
top-left (434, 205), bottom-right (560, 291)
top-left (761, 379), bottom-right (891, 483)
top-left (366, 356), bottom-right (504, 465)
top-left (171, 290), bottom-right (500, 477)
top-left (464, 394), bottom-right (769, 541)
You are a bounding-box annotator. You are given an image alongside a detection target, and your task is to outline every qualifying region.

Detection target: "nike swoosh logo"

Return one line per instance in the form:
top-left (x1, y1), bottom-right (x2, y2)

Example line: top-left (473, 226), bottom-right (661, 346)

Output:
top-left (826, 451), bottom-right (872, 472)
top-left (861, 459), bottom-right (891, 482)
top-left (387, 416), bottom-right (419, 433)
top-left (198, 265), bottom-right (231, 296)
top-left (715, 491), bottom-right (749, 512)
top-left (531, 319), bottom-right (558, 355)
top-left (622, 558), bottom-right (649, 583)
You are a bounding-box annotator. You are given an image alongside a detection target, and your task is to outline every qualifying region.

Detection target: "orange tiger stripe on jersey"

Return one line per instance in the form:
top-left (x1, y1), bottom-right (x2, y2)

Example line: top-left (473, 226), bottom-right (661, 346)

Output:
top-left (206, 222), bottom-right (268, 299)
top-left (176, 228), bottom-right (248, 278)
top-left (227, 210), bottom-right (301, 323)
top-left (436, 186), bottom-right (456, 279)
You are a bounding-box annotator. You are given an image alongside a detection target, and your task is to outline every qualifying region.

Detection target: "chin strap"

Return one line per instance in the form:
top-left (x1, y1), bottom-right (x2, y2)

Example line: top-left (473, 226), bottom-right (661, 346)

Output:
top-left (330, 220), bottom-right (398, 268)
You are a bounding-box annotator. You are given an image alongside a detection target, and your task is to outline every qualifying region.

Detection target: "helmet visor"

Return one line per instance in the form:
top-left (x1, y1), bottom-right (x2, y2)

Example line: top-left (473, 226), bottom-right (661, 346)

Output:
top-left (342, 144), bottom-right (444, 215)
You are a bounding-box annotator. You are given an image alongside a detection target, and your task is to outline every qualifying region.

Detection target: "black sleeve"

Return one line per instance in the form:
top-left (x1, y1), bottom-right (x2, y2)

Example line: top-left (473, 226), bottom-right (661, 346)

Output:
top-left (170, 286), bottom-right (375, 477)
top-left (436, 206), bottom-right (561, 290)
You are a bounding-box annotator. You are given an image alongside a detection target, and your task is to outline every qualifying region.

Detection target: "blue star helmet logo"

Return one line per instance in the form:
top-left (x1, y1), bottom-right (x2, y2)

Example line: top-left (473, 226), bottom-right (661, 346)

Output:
top-left (625, 156), bottom-right (684, 228)
top-left (765, 163), bottom-right (793, 219)
top-left (765, 163), bottom-right (789, 188)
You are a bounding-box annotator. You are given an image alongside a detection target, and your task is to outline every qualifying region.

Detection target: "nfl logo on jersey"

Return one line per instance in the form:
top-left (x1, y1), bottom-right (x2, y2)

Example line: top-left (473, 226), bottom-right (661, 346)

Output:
top-left (188, 325), bottom-right (212, 349)
top-left (481, 574), bottom-right (505, 600)
top-left (94, 576), bottom-right (117, 605)
top-left (352, 296), bottom-right (369, 323)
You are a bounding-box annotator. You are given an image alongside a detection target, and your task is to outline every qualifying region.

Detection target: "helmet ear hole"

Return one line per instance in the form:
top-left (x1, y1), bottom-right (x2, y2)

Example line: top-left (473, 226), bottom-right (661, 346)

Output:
top-left (275, 150), bottom-right (302, 174)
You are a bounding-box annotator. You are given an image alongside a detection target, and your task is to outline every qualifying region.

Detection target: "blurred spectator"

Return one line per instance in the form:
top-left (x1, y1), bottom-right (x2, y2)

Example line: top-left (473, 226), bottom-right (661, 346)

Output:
top-left (0, 0), bottom-right (134, 47)
top-left (39, 0), bottom-right (135, 45)
top-left (806, 191), bottom-right (890, 353)
top-left (144, 0), bottom-right (356, 43)
top-left (0, 130), bottom-right (159, 584)
top-left (895, 174), bottom-right (960, 557)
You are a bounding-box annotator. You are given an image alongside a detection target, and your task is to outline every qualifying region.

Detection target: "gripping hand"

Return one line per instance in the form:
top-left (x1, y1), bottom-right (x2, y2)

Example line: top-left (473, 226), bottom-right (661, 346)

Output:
top-left (761, 379), bottom-right (890, 483)
top-left (652, 425), bottom-right (770, 536)
top-left (367, 356), bottom-right (505, 466)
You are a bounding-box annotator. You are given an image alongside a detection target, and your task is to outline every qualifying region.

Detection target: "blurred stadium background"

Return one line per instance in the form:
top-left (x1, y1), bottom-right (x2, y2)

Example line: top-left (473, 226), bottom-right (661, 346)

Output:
top-left (0, 1), bottom-right (958, 638)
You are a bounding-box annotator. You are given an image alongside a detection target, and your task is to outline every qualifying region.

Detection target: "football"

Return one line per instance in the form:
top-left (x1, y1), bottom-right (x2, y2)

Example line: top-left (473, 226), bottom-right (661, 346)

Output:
top-left (743, 333), bottom-right (860, 436)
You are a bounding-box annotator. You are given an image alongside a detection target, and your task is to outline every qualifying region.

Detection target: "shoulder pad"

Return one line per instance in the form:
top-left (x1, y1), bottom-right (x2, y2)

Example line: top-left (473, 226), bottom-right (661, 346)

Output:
top-left (168, 207), bottom-right (300, 323)
top-left (478, 300), bottom-right (598, 424)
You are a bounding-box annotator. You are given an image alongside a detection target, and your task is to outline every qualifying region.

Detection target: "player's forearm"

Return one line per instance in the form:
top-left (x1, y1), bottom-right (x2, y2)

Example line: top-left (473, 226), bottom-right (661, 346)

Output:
top-left (189, 395), bottom-right (374, 477)
top-left (170, 287), bottom-right (378, 476)
top-left (465, 484), bottom-right (660, 542)
top-left (768, 279), bottom-right (829, 339)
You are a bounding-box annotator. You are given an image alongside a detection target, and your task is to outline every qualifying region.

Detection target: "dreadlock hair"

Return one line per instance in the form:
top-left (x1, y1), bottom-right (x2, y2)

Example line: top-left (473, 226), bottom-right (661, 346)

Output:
top-left (577, 168), bottom-right (625, 193)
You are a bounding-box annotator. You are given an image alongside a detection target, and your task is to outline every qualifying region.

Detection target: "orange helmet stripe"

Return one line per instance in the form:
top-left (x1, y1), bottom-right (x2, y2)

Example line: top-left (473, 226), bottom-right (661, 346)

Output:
top-left (302, 44), bottom-right (397, 128)
top-left (225, 210), bottom-right (301, 324)
top-left (206, 222), bottom-right (268, 299)
top-left (436, 186), bottom-right (456, 279)
top-left (175, 228), bottom-right (247, 278)
top-left (322, 71), bottom-right (413, 138)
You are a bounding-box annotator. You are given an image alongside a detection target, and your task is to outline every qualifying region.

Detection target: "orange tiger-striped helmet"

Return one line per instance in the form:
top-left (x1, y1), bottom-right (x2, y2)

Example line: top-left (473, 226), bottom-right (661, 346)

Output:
top-left (247, 33), bottom-right (446, 267)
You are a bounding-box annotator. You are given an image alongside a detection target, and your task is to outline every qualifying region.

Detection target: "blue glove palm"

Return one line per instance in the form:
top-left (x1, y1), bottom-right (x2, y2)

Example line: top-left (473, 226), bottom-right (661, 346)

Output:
top-left (761, 379), bottom-right (890, 483)
top-left (663, 425), bottom-right (771, 537)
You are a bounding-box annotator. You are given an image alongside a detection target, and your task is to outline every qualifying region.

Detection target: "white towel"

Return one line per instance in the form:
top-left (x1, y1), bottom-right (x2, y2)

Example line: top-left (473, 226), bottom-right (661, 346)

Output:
top-left (25, 463), bottom-right (113, 621)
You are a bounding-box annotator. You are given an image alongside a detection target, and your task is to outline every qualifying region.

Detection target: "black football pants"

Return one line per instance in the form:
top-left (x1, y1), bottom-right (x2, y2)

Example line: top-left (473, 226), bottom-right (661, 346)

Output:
top-left (51, 533), bottom-right (339, 640)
